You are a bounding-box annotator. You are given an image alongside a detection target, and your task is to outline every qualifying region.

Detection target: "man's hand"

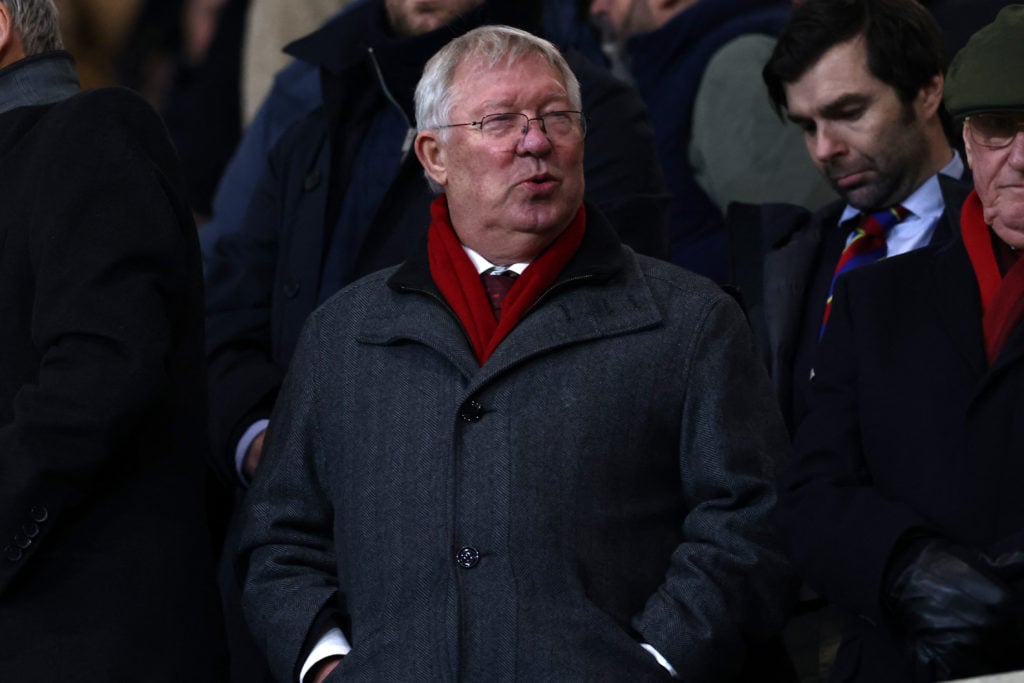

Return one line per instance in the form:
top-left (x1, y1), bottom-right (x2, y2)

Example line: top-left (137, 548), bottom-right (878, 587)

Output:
top-left (885, 538), bottom-right (1024, 681)
top-left (308, 655), bottom-right (342, 683)
top-left (243, 429), bottom-right (266, 481)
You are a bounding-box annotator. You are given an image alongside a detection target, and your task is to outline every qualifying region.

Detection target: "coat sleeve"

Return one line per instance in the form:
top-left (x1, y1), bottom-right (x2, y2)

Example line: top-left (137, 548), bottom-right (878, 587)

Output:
top-left (0, 89), bottom-right (199, 595)
top-left (203, 132), bottom-right (295, 485)
top-left (774, 274), bottom-right (930, 623)
top-left (236, 313), bottom-right (341, 683)
top-left (632, 291), bottom-right (796, 680)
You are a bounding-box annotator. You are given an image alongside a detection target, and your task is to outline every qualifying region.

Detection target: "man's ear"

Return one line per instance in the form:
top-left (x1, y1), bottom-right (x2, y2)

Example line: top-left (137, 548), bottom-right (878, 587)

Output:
top-left (0, 1), bottom-right (26, 68)
top-left (414, 130), bottom-right (448, 188)
top-left (917, 72), bottom-right (944, 119)
top-left (962, 124), bottom-right (974, 170)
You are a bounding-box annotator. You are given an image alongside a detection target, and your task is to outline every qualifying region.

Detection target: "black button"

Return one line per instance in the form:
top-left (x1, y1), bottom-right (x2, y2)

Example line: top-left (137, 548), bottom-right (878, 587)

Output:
top-left (459, 400), bottom-right (484, 423)
top-left (30, 506), bottom-right (48, 523)
top-left (4, 545), bottom-right (22, 562)
top-left (22, 523), bottom-right (39, 538)
top-left (456, 547), bottom-right (480, 569)
top-left (13, 534), bottom-right (31, 549)
top-left (282, 279), bottom-right (300, 299)
top-left (304, 169), bottom-right (321, 192)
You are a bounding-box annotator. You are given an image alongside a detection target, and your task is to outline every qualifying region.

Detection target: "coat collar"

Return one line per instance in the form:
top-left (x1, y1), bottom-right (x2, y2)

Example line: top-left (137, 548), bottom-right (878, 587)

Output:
top-left (364, 205), bottom-right (662, 385)
top-left (0, 51), bottom-right (78, 116)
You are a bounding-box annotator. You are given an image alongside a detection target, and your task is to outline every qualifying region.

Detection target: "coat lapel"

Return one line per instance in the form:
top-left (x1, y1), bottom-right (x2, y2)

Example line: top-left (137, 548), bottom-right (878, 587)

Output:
top-left (930, 240), bottom-right (987, 378)
top-left (470, 265), bottom-right (663, 392)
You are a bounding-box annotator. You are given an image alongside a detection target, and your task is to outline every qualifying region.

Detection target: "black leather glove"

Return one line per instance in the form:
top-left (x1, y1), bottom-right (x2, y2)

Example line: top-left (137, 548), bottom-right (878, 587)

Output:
top-left (884, 538), bottom-right (1024, 682)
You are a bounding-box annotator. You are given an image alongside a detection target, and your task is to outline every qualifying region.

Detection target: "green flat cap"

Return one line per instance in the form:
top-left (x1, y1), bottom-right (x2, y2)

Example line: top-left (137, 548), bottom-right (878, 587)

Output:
top-left (945, 5), bottom-right (1024, 118)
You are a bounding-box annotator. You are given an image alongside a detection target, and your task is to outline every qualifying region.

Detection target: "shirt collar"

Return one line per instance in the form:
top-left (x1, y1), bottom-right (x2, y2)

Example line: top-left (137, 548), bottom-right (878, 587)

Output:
top-left (838, 150), bottom-right (965, 225)
top-left (0, 51), bottom-right (79, 116)
top-left (462, 244), bottom-right (530, 275)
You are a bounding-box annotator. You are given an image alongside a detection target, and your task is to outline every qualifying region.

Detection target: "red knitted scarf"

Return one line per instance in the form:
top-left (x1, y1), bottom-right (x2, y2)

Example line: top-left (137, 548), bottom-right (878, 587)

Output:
top-left (427, 195), bottom-right (586, 365)
top-left (961, 190), bottom-right (1024, 365)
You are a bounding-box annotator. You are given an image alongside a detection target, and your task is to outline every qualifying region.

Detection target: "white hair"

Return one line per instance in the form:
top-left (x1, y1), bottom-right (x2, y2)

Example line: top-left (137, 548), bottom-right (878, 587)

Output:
top-left (415, 24), bottom-right (582, 136)
top-left (5, 0), bottom-right (63, 54)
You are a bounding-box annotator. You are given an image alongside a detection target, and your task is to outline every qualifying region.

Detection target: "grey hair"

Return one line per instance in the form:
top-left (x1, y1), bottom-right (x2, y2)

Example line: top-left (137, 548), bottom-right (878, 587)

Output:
top-left (5, 0), bottom-right (63, 54)
top-left (415, 24), bottom-right (582, 137)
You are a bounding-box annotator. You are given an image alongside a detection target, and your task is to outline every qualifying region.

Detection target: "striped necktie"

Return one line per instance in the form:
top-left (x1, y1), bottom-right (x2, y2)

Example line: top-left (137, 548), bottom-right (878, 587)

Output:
top-left (481, 266), bottom-right (519, 320)
top-left (820, 205), bottom-right (910, 339)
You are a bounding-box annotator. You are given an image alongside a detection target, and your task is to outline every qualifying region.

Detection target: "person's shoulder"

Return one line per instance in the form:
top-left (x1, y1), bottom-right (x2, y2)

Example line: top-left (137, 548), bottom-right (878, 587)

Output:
top-left (842, 241), bottom-right (946, 298)
top-left (50, 86), bottom-right (161, 128)
top-left (310, 265), bottom-right (402, 325)
top-left (44, 87), bottom-right (175, 161)
top-left (633, 252), bottom-right (733, 305)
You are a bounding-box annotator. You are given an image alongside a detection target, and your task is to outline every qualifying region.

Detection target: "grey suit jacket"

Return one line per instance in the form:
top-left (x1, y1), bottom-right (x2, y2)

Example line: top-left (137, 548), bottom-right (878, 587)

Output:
top-left (237, 211), bottom-right (793, 681)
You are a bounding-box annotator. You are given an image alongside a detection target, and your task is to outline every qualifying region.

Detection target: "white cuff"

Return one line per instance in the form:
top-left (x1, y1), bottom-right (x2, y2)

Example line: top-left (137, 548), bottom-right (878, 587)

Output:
top-left (298, 627), bottom-right (351, 683)
top-left (234, 419), bottom-right (270, 483)
top-left (641, 643), bottom-right (679, 679)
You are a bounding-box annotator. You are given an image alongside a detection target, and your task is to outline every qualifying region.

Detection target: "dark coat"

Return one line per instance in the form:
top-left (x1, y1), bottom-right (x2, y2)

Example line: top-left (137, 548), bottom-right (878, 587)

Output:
top-left (774, 237), bottom-right (1024, 682)
top-left (237, 209), bottom-right (794, 682)
top-left (726, 174), bottom-right (973, 429)
top-left (0, 70), bottom-right (225, 678)
top-left (204, 0), bottom-right (670, 484)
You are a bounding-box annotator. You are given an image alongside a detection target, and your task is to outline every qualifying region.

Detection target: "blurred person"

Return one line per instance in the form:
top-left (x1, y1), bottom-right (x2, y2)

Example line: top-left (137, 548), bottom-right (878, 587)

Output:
top-left (0, 0), bottom-right (226, 679)
top-left (775, 6), bottom-right (1024, 680)
top-left (237, 25), bottom-right (794, 683)
top-left (589, 0), bottom-right (834, 282)
top-left (241, 0), bottom-right (355, 125)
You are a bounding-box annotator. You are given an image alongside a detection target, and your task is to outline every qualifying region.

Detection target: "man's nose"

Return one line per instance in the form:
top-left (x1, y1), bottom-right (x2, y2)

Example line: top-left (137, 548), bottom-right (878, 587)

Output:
top-left (811, 124), bottom-right (846, 163)
top-left (518, 118), bottom-right (553, 155)
top-left (1008, 130), bottom-right (1024, 170)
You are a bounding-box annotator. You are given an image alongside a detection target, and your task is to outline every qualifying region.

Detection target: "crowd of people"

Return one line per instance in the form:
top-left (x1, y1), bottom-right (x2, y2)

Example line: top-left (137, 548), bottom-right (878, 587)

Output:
top-left (2, 0), bottom-right (1023, 681)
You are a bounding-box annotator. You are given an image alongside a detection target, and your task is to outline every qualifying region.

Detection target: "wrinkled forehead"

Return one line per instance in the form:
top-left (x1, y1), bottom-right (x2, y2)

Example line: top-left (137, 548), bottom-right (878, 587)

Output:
top-left (449, 52), bottom-right (570, 112)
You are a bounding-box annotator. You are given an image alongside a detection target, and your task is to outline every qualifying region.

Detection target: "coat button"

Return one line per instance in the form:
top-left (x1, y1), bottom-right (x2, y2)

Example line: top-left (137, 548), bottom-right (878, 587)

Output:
top-left (13, 534), bottom-right (31, 549)
top-left (459, 400), bottom-right (483, 423)
top-left (456, 546), bottom-right (480, 569)
top-left (30, 506), bottom-right (48, 523)
top-left (22, 522), bottom-right (39, 538)
top-left (282, 279), bottom-right (300, 299)
top-left (4, 545), bottom-right (22, 562)
top-left (304, 169), bottom-right (321, 192)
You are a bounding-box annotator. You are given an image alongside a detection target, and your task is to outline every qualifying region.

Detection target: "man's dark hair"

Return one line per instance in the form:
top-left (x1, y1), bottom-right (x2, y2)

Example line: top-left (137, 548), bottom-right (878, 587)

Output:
top-left (763, 0), bottom-right (947, 116)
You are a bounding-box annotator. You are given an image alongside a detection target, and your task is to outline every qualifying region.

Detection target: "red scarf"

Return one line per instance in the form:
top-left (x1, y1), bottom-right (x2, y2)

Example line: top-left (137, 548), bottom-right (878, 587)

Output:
top-left (427, 195), bottom-right (586, 365)
top-left (961, 190), bottom-right (1024, 365)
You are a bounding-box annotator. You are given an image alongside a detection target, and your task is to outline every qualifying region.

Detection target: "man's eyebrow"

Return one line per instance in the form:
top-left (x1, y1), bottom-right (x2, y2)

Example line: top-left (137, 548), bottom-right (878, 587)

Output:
top-left (819, 93), bottom-right (871, 118)
top-left (788, 93), bottom-right (873, 125)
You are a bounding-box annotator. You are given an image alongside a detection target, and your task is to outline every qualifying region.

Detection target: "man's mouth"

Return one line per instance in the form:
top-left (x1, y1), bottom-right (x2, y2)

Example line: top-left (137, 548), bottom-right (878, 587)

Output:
top-left (833, 170), bottom-right (869, 189)
top-left (522, 173), bottom-right (558, 191)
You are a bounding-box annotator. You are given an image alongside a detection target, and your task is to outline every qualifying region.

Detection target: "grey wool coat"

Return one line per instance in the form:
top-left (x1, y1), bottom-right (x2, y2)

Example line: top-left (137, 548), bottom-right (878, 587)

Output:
top-left (237, 209), bottom-right (794, 682)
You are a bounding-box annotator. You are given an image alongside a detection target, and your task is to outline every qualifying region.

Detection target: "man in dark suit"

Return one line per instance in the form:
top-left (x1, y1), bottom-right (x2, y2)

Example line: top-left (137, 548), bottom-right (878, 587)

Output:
top-left (775, 6), bottom-right (1024, 681)
top-left (237, 24), bottom-right (793, 683)
top-left (0, 1), bottom-right (226, 678)
top-left (729, 0), bottom-right (971, 430)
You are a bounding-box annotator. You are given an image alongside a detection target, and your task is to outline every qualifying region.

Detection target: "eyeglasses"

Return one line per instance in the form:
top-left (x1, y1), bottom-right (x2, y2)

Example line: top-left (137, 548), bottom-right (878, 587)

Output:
top-left (438, 111), bottom-right (587, 144)
top-left (965, 112), bottom-right (1024, 149)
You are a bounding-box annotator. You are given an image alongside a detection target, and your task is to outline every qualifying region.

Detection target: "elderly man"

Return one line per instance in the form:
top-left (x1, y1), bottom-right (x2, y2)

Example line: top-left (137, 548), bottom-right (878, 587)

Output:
top-left (775, 6), bottom-right (1024, 681)
top-left (0, 0), bottom-right (225, 679)
top-left (238, 24), bottom-right (793, 683)
top-left (731, 0), bottom-right (972, 430)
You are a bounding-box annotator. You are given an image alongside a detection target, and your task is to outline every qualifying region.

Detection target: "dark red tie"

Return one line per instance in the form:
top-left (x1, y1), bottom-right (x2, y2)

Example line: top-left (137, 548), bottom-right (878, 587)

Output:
top-left (820, 205), bottom-right (910, 339)
top-left (481, 267), bottom-right (519, 320)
